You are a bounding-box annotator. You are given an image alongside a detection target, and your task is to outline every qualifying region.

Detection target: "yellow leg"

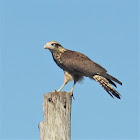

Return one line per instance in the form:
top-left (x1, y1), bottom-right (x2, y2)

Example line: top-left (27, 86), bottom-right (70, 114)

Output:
top-left (57, 71), bottom-right (73, 92)
top-left (70, 82), bottom-right (76, 93)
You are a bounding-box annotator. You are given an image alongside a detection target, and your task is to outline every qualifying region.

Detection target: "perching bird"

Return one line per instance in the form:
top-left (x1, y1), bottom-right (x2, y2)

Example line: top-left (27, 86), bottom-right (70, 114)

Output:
top-left (44, 41), bottom-right (122, 99)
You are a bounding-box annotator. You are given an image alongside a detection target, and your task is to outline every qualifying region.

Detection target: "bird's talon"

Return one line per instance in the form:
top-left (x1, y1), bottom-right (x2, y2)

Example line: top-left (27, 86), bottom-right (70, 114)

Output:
top-left (70, 92), bottom-right (75, 100)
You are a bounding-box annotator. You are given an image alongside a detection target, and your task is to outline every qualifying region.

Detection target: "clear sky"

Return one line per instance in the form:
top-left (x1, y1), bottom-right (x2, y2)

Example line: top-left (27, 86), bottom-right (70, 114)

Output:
top-left (0, 0), bottom-right (139, 140)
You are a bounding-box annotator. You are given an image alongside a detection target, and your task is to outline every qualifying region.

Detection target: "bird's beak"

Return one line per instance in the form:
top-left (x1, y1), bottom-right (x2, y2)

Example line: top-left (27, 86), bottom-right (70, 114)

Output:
top-left (44, 42), bottom-right (55, 50)
top-left (44, 44), bottom-right (49, 49)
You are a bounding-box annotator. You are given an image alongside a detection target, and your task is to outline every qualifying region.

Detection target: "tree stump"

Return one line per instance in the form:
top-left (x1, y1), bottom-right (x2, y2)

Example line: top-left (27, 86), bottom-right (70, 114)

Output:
top-left (39, 91), bottom-right (72, 140)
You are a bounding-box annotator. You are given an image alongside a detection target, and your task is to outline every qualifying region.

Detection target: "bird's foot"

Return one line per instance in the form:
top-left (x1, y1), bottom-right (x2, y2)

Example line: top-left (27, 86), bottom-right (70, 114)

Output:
top-left (54, 90), bottom-right (75, 99)
top-left (54, 89), bottom-right (61, 92)
top-left (70, 92), bottom-right (75, 100)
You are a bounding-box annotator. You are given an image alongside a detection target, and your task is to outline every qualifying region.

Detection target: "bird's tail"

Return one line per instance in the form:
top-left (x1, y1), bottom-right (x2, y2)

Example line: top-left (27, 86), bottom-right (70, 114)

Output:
top-left (100, 73), bottom-right (122, 85)
top-left (93, 75), bottom-right (121, 99)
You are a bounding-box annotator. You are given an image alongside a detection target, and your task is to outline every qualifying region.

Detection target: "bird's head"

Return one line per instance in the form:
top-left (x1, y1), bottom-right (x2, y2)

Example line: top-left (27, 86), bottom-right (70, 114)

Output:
top-left (44, 41), bottom-right (66, 53)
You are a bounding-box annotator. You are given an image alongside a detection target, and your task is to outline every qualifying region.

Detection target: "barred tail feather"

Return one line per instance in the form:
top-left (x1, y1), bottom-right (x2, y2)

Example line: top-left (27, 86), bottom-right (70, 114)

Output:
top-left (100, 73), bottom-right (122, 85)
top-left (93, 75), bottom-right (121, 99)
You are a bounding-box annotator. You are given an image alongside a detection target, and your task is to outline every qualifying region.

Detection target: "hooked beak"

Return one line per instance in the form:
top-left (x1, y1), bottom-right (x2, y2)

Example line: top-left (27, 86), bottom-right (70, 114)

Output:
top-left (44, 44), bottom-right (49, 49)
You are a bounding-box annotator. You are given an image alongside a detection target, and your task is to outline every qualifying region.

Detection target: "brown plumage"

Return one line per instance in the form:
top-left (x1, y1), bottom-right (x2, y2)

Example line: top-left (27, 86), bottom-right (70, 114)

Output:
top-left (44, 41), bottom-right (122, 99)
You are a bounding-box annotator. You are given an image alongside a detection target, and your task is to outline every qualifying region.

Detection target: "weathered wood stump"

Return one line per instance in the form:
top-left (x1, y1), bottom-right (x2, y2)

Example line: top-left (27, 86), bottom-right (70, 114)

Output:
top-left (39, 92), bottom-right (72, 140)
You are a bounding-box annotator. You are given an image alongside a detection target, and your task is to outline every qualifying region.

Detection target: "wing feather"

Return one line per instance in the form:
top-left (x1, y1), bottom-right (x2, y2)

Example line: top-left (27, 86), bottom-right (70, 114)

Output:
top-left (60, 50), bottom-right (107, 76)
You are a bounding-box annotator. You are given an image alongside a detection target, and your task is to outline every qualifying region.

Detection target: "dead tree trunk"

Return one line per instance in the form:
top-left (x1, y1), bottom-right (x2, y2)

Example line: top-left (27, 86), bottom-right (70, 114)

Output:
top-left (39, 91), bottom-right (72, 140)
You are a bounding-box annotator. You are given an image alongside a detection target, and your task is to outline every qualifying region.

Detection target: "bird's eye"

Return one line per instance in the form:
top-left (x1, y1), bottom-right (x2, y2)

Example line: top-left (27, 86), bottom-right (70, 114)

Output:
top-left (51, 43), bottom-right (55, 46)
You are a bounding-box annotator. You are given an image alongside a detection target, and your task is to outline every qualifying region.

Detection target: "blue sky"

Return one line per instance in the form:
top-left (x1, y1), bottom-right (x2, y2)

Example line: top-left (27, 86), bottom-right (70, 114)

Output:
top-left (0, 0), bottom-right (139, 140)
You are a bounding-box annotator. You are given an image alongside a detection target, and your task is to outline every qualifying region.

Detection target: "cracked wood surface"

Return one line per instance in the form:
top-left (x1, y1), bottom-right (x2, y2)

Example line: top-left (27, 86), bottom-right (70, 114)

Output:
top-left (39, 92), bottom-right (72, 140)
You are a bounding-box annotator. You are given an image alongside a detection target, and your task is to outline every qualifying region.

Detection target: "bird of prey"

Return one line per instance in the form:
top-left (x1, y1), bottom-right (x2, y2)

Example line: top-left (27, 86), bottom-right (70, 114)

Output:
top-left (44, 41), bottom-right (122, 99)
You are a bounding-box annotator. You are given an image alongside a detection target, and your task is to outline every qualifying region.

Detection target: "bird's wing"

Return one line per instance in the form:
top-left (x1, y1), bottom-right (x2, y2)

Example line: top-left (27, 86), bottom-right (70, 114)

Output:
top-left (60, 50), bottom-right (107, 76)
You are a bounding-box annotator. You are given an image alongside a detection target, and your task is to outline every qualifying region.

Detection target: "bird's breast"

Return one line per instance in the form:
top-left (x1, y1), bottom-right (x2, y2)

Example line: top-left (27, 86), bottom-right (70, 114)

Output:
top-left (52, 52), bottom-right (62, 63)
top-left (52, 52), bottom-right (66, 70)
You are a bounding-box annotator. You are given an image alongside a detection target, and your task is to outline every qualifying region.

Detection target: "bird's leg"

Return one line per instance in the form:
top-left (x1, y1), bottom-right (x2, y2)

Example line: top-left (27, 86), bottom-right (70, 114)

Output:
top-left (57, 82), bottom-right (67, 92)
top-left (70, 82), bottom-right (76, 93)
top-left (69, 81), bottom-right (77, 100)
top-left (57, 71), bottom-right (73, 92)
